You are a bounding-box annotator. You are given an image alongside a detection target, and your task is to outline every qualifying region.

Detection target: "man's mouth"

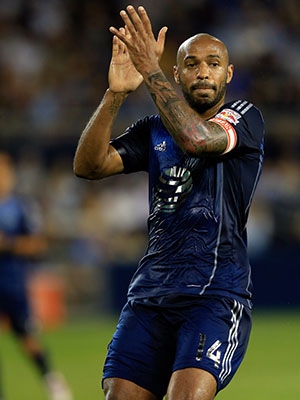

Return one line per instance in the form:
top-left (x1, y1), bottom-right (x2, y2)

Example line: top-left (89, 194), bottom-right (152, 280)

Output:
top-left (191, 82), bottom-right (215, 91)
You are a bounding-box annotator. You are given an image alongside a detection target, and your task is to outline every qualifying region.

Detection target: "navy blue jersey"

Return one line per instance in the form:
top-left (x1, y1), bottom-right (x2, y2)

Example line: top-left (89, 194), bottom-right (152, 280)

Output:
top-left (111, 100), bottom-right (264, 308)
top-left (0, 194), bottom-right (41, 294)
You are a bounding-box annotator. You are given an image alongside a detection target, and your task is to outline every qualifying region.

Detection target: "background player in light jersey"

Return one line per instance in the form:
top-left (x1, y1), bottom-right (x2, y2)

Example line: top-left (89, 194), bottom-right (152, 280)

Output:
top-left (74, 5), bottom-right (264, 400)
top-left (0, 152), bottom-right (73, 400)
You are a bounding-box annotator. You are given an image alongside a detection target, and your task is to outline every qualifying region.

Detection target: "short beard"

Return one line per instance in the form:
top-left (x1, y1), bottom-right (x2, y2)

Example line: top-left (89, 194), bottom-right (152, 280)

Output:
top-left (183, 93), bottom-right (217, 113)
top-left (181, 79), bottom-right (227, 114)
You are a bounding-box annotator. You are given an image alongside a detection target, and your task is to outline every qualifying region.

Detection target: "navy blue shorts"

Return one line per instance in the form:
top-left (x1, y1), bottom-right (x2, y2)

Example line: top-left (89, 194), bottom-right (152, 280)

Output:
top-left (102, 297), bottom-right (251, 399)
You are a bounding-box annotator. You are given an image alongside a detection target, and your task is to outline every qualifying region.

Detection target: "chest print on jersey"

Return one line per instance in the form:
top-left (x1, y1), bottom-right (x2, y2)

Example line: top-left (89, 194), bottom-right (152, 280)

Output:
top-left (154, 140), bottom-right (167, 152)
top-left (153, 166), bottom-right (193, 213)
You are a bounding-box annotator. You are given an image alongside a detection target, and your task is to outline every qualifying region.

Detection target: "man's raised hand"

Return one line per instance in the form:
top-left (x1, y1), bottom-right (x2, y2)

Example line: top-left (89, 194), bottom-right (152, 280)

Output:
top-left (109, 27), bottom-right (143, 94)
top-left (109, 5), bottom-right (168, 77)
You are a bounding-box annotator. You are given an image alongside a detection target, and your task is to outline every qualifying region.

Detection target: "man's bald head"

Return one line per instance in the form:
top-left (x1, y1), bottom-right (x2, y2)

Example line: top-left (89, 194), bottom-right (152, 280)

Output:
top-left (176, 33), bottom-right (230, 66)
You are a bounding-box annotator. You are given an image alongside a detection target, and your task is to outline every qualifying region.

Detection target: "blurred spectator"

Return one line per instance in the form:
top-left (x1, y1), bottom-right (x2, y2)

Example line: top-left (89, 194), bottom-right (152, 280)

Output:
top-left (0, 152), bottom-right (73, 400)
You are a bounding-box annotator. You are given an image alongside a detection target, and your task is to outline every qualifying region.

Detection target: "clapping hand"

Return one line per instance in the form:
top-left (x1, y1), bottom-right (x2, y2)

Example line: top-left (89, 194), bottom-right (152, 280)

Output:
top-left (109, 26), bottom-right (143, 94)
top-left (109, 5), bottom-right (168, 78)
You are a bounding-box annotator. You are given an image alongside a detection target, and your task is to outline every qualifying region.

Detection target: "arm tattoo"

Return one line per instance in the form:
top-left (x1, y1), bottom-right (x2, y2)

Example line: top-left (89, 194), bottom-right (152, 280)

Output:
top-left (145, 70), bottom-right (227, 155)
top-left (148, 72), bottom-right (179, 108)
top-left (109, 93), bottom-right (126, 116)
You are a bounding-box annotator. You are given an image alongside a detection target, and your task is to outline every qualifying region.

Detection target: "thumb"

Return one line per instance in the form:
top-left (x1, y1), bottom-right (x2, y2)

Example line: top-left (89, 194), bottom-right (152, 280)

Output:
top-left (157, 26), bottom-right (168, 56)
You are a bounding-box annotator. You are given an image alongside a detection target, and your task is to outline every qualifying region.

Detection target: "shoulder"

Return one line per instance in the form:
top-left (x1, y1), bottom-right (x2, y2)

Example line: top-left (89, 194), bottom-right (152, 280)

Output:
top-left (111, 114), bottom-right (163, 149)
top-left (219, 100), bottom-right (264, 126)
top-left (215, 100), bottom-right (264, 152)
top-left (110, 115), bottom-right (162, 174)
top-left (112, 115), bottom-right (161, 141)
top-left (130, 114), bottom-right (161, 129)
top-left (217, 99), bottom-right (264, 137)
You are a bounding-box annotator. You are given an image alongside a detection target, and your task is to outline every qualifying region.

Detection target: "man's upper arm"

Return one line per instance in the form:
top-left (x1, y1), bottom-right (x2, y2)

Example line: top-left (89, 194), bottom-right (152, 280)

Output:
top-left (210, 101), bottom-right (264, 155)
top-left (101, 144), bottom-right (125, 177)
top-left (110, 117), bottom-right (151, 174)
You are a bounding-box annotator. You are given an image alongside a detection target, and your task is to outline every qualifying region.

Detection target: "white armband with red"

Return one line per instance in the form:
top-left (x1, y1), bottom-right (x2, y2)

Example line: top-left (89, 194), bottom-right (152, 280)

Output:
top-left (209, 117), bottom-right (237, 155)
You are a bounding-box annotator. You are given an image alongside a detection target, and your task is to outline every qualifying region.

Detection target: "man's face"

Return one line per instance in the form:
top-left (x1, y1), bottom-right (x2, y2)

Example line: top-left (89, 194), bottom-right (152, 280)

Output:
top-left (174, 35), bottom-right (233, 115)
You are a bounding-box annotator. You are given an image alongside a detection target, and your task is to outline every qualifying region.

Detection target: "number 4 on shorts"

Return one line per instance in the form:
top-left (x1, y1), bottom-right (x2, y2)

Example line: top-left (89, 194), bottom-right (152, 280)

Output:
top-left (207, 340), bottom-right (222, 368)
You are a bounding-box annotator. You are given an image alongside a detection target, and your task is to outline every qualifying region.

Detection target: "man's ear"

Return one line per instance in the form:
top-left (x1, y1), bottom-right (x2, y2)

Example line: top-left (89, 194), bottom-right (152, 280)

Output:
top-left (173, 65), bottom-right (180, 84)
top-left (226, 64), bottom-right (234, 84)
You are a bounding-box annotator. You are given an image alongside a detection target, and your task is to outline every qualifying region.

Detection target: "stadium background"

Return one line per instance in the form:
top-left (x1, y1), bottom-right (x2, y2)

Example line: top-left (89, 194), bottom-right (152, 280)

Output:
top-left (0, 0), bottom-right (299, 398)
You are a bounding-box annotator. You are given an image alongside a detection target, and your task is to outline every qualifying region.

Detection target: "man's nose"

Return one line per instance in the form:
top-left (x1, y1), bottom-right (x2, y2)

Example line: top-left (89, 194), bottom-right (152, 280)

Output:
top-left (196, 62), bottom-right (209, 79)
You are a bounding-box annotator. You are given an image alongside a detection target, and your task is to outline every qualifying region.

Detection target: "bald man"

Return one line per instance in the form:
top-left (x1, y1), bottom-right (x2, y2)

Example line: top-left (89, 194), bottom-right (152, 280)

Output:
top-left (74, 6), bottom-right (264, 400)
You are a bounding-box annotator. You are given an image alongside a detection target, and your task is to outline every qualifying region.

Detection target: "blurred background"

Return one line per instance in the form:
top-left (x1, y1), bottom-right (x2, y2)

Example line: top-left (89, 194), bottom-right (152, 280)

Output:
top-left (0, 0), bottom-right (300, 324)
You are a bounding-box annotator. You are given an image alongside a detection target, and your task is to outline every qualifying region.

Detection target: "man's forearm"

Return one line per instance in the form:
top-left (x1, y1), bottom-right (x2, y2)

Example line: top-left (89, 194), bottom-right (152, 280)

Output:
top-left (73, 89), bottom-right (127, 179)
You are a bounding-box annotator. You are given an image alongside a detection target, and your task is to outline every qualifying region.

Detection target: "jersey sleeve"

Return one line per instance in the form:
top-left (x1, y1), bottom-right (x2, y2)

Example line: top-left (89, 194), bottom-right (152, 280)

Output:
top-left (110, 116), bottom-right (151, 174)
top-left (210, 100), bottom-right (264, 154)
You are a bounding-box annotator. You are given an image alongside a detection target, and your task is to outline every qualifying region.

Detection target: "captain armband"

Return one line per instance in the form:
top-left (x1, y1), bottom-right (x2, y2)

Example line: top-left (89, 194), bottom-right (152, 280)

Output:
top-left (209, 117), bottom-right (237, 155)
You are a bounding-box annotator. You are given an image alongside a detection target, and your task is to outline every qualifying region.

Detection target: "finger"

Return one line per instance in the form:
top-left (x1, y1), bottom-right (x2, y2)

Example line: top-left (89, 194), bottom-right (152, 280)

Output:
top-left (119, 7), bottom-right (138, 37)
top-left (137, 6), bottom-right (153, 36)
top-left (109, 25), bottom-right (121, 37)
top-left (157, 26), bottom-right (168, 51)
top-left (109, 25), bottom-right (129, 46)
top-left (124, 5), bottom-right (150, 37)
top-left (112, 35), bottom-right (120, 56)
top-left (124, 25), bottom-right (131, 39)
top-left (118, 27), bottom-right (127, 53)
top-left (112, 33), bottom-right (123, 57)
